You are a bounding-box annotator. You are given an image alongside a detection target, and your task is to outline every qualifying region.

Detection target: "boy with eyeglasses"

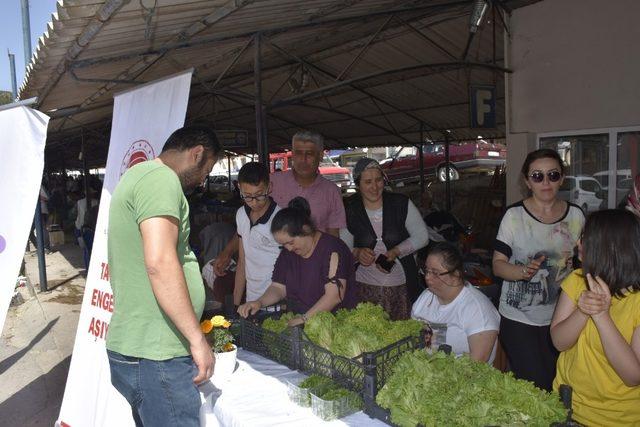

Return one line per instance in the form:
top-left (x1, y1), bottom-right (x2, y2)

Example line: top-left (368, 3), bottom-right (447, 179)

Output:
top-left (233, 162), bottom-right (282, 307)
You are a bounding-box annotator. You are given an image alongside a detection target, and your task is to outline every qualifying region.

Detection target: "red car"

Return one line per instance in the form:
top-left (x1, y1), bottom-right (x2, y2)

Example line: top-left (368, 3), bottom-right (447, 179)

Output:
top-left (380, 140), bottom-right (506, 183)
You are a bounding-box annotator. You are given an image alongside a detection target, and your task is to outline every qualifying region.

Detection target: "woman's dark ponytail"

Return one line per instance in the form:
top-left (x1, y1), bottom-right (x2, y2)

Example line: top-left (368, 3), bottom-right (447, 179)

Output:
top-left (271, 196), bottom-right (316, 236)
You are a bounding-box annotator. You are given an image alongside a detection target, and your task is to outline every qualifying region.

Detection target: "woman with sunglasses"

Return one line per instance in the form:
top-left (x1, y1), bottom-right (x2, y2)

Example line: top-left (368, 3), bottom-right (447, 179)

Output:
top-left (238, 197), bottom-right (358, 326)
top-left (411, 243), bottom-right (500, 363)
top-left (342, 157), bottom-right (429, 320)
top-left (492, 148), bottom-right (585, 390)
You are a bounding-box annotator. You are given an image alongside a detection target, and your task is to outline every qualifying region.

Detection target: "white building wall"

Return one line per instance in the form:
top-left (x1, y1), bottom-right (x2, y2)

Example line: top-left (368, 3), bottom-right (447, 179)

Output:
top-left (505, 0), bottom-right (640, 203)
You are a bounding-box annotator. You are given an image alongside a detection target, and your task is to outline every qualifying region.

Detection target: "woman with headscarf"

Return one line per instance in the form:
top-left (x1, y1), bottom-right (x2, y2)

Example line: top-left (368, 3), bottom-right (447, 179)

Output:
top-left (341, 157), bottom-right (429, 320)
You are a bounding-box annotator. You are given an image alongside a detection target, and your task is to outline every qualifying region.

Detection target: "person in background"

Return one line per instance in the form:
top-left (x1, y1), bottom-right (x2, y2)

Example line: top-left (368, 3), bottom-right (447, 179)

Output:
top-left (341, 158), bottom-right (428, 319)
top-left (38, 183), bottom-right (52, 251)
top-left (238, 197), bottom-right (357, 326)
top-left (75, 180), bottom-right (100, 270)
top-left (233, 162), bottom-right (282, 308)
top-left (551, 209), bottom-right (640, 425)
top-left (492, 148), bottom-right (585, 391)
top-left (106, 125), bottom-right (221, 427)
top-left (412, 243), bottom-right (500, 363)
top-left (214, 130), bottom-right (346, 276)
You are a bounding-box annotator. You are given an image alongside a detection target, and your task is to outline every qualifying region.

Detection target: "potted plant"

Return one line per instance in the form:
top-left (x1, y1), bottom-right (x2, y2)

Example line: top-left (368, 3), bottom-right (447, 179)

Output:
top-left (201, 315), bottom-right (236, 378)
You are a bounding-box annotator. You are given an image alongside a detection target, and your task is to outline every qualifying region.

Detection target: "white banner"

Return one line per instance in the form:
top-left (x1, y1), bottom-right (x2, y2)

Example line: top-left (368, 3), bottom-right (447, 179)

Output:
top-left (57, 70), bottom-right (193, 427)
top-left (0, 106), bottom-right (48, 333)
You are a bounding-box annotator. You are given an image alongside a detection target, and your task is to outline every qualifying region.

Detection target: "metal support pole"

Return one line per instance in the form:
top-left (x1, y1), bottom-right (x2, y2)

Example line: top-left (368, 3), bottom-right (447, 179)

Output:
top-left (444, 133), bottom-right (452, 212)
top-left (419, 123), bottom-right (425, 198)
top-left (227, 154), bottom-right (232, 192)
top-left (81, 132), bottom-right (90, 204)
top-left (25, 0), bottom-right (48, 292)
top-left (34, 199), bottom-right (47, 292)
top-left (20, 0), bottom-right (32, 67)
top-left (8, 51), bottom-right (18, 99)
top-left (254, 32), bottom-right (268, 167)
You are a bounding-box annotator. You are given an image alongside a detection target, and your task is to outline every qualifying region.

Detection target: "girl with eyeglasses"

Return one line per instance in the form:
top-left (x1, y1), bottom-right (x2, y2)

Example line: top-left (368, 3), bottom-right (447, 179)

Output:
top-left (551, 209), bottom-right (640, 426)
top-left (492, 148), bottom-right (585, 391)
top-left (411, 243), bottom-right (500, 363)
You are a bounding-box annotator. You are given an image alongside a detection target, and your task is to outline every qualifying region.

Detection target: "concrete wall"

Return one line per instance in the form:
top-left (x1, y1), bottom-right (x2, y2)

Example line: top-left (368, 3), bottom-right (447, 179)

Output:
top-left (505, 0), bottom-right (640, 203)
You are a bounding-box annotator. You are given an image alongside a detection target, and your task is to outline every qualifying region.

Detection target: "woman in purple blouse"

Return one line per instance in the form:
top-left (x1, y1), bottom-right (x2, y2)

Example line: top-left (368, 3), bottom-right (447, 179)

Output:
top-left (238, 197), bottom-right (357, 326)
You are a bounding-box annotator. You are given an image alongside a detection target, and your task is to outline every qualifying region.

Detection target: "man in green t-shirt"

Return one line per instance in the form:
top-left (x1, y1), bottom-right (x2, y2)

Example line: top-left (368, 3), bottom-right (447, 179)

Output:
top-left (106, 125), bottom-right (221, 427)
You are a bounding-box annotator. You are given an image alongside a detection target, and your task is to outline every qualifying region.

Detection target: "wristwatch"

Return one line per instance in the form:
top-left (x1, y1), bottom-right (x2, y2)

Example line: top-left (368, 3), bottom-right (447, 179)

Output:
top-left (301, 312), bottom-right (309, 322)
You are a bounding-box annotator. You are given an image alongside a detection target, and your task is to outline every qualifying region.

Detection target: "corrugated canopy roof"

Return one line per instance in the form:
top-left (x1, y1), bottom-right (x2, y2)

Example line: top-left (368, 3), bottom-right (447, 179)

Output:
top-left (20, 0), bottom-right (540, 169)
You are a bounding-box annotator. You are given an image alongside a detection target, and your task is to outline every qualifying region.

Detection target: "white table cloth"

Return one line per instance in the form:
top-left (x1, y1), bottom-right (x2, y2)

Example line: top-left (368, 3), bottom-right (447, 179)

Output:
top-left (199, 349), bottom-right (390, 427)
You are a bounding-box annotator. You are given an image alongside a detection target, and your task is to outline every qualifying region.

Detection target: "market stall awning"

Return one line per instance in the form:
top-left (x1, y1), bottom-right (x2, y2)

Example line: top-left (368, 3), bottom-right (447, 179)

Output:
top-left (19, 0), bottom-right (540, 169)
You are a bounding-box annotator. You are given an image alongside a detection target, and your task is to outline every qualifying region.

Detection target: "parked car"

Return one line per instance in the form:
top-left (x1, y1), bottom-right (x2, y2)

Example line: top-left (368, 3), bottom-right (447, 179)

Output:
top-left (379, 139), bottom-right (506, 184)
top-left (592, 169), bottom-right (633, 205)
top-left (558, 175), bottom-right (605, 213)
top-left (206, 173), bottom-right (237, 193)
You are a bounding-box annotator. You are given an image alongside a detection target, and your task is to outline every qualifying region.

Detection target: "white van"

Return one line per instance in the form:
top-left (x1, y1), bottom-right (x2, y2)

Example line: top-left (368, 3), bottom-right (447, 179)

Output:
top-left (592, 169), bottom-right (633, 205)
top-left (558, 176), bottom-right (605, 213)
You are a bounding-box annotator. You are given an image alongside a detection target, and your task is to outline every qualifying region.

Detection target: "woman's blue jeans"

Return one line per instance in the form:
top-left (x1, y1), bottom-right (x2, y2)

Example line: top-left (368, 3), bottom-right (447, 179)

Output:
top-left (107, 350), bottom-right (201, 427)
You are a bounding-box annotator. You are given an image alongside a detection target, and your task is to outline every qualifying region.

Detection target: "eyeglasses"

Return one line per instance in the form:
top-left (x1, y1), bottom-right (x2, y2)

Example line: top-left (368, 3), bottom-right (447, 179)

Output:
top-left (240, 191), bottom-right (271, 202)
top-left (528, 170), bottom-right (562, 183)
top-left (419, 268), bottom-right (452, 277)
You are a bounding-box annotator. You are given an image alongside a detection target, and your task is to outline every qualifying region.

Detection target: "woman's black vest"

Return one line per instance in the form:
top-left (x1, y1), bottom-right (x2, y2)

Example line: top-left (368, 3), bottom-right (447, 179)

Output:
top-left (344, 192), bottom-right (420, 302)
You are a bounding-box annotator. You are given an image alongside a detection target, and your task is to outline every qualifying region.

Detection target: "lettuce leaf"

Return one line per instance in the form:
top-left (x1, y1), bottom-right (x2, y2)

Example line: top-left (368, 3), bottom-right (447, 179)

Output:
top-left (303, 303), bottom-right (422, 358)
top-left (376, 350), bottom-right (567, 427)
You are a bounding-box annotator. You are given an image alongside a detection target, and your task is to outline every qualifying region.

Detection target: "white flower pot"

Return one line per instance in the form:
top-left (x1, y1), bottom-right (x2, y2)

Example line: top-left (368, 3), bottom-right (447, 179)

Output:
top-left (213, 345), bottom-right (237, 379)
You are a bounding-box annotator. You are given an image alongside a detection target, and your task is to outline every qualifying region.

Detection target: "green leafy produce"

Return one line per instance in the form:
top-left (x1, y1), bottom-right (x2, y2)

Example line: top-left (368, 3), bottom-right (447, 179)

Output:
top-left (300, 374), bottom-right (335, 390)
top-left (376, 350), bottom-right (567, 427)
top-left (299, 375), bottom-right (339, 400)
top-left (261, 312), bottom-right (296, 334)
top-left (261, 312), bottom-right (296, 364)
top-left (304, 303), bottom-right (422, 358)
top-left (304, 311), bottom-right (335, 349)
top-left (321, 388), bottom-right (363, 410)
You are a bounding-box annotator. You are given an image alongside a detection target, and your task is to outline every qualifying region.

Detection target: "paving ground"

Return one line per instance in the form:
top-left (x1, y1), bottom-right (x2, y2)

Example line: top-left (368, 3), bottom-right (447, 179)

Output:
top-left (0, 243), bottom-right (85, 426)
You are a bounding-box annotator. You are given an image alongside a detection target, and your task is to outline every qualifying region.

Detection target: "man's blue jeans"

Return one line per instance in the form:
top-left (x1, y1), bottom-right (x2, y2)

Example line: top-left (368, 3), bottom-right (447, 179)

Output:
top-left (107, 350), bottom-right (201, 427)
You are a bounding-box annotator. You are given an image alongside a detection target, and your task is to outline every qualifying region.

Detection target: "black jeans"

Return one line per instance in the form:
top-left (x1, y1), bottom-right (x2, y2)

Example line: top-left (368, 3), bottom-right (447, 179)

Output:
top-left (499, 316), bottom-right (559, 391)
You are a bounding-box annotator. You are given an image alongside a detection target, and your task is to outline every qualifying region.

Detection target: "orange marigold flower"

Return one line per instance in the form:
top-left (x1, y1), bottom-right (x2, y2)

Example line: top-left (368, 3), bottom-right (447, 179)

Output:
top-left (200, 320), bottom-right (213, 334)
top-left (222, 343), bottom-right (235, 352)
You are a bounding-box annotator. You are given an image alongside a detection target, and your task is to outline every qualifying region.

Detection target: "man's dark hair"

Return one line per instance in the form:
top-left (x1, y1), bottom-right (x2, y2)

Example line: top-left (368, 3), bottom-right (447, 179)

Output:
top-left (161, 125), bottom-right (221, 156)
top-left (520, 148), bottom-right (565, 178)
top-left (582, 209), bottom-right (640, 298)
top-left (271, 197), bottom-right (316, 237)
top-left (238, 162), bottom-right (270, 186)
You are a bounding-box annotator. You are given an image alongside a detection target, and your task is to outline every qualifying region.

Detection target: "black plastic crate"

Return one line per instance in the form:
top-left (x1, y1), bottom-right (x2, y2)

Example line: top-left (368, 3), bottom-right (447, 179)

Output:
top-left (234, 313), bottom-right (425, 424)
top-left (235, 314), bottom-right (299, 370)
top-left (297, 330), bottom-right (425, 419)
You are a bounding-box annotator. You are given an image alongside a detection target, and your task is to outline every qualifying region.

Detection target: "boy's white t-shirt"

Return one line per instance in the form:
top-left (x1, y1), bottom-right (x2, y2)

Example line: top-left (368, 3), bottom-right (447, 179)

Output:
top-left (411, 284), bottom-right (500, 363)
top-left (236, 200), bottom-right (281, 302)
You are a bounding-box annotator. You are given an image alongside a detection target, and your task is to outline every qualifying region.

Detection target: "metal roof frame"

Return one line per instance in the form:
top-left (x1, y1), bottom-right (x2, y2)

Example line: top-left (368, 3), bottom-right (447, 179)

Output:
top-left (18, 0), bottom-right (540, 169)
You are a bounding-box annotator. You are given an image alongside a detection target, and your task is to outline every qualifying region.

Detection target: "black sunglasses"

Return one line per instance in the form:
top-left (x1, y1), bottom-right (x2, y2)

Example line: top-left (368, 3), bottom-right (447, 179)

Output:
top-left (528, 170), bottom-right (562, 183)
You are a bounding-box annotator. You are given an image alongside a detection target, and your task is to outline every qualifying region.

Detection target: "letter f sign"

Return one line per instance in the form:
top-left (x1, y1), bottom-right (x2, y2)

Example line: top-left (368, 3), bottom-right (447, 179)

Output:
top-left (470, 85), bottom-right (496, 128)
